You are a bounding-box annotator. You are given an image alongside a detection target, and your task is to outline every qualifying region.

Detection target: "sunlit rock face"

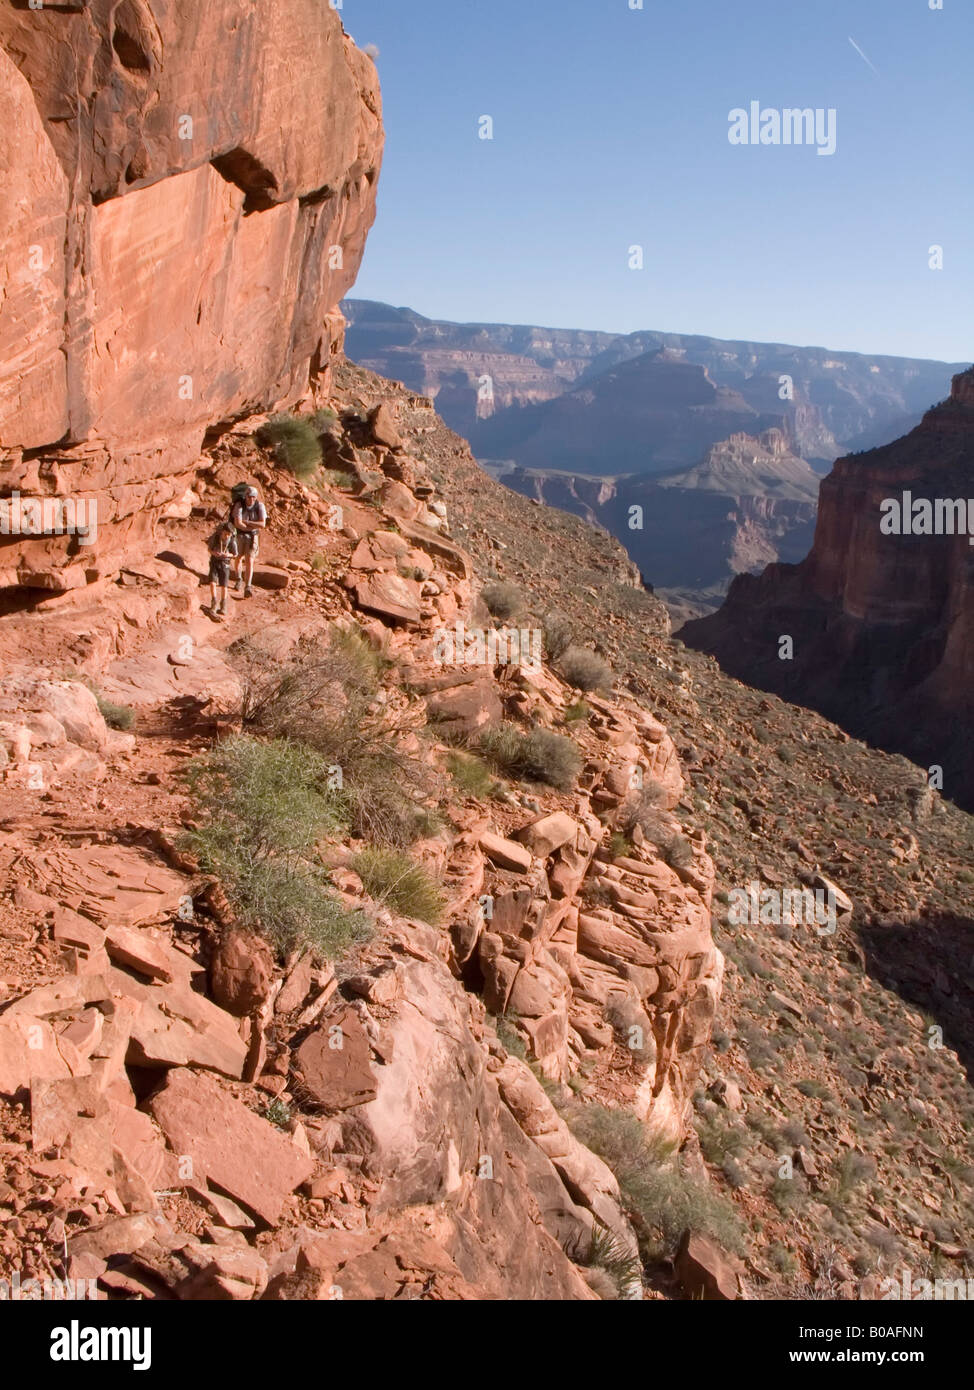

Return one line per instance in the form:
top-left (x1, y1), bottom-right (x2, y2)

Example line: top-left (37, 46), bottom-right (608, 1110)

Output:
top-left (0, 1), bottom-right (383, 591)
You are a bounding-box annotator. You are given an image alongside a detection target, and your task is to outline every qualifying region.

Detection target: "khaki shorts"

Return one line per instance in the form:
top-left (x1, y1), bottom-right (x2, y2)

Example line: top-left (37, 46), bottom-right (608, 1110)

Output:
top-left (235, 530), bottom-right (259, 556)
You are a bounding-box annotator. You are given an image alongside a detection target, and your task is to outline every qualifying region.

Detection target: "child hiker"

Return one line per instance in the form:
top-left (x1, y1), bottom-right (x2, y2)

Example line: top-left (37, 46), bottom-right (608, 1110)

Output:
top-left (206, 520), bottom-right (238, 619)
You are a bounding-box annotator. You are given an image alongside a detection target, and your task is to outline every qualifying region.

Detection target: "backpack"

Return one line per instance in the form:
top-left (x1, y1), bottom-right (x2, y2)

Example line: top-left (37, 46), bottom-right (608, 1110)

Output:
top-left (229, 482), bottom-right (259, 523)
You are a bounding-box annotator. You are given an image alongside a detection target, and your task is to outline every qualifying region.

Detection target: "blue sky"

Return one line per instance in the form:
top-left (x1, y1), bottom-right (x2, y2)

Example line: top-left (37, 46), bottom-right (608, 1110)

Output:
top-left (343, 0), bottom-right (972, 363)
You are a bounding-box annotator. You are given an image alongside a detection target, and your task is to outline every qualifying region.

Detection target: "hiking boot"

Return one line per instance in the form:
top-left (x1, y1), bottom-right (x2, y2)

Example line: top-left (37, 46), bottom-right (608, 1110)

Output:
top-left (231, 577), bottom-right (242, 593)
top-left (244, 585), bottom-right (253, 598)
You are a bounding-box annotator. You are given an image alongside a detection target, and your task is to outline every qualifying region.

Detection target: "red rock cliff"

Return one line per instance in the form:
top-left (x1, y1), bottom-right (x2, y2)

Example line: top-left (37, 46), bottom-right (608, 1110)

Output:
top-left (0, 0), bottom-right (383, 591)
top-left (682, 368), bottom-right (974, 811)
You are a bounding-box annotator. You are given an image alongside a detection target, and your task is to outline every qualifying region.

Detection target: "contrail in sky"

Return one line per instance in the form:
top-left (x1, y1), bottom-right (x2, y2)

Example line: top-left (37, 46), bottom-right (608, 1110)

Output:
top-left (848, 36), bottom-right (879, 75)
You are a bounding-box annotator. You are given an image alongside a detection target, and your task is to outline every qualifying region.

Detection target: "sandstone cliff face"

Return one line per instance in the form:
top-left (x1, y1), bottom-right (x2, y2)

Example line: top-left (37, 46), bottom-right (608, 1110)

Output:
top-left (0, 1), bottom-right (383, 591)
top-left (682, 369), bottom-right (974, 811)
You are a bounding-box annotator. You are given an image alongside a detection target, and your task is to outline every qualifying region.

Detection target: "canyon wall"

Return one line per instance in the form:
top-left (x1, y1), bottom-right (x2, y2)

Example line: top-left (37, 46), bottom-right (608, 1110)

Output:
top-left (496, 428), bottom-right (819, 613)
top-left (0, 1), bottom-right (383, 592)
top-left (682, 368), bottom-right (974, 811)
top-left (344, 299), bottom-right (963, 466)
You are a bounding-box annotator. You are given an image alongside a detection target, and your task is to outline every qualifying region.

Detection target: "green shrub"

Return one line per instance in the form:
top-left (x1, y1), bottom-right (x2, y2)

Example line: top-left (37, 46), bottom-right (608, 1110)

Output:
top-left (352, 847), bottom-right (445, 925)
top-left (608, 832), bottom-right (633, 860)
top-left (577, 1225), bottom-right (643, 1300)
top-left (186, 735), bottom-right (345, 856)
top-left (447, 752), bottom-right (495, 798)
top-left (481, 580), bottom-right (523, 620)
top-left (256, 413), bottom-right (322, 479)
top-left (494, 1014), bottom-right (527, 1060)
top-left (96, 695), bottom-right (135, 731)
top-left (563, 699), bottom-right (590, 723)
top-left (183, 735), bottom-right (370, 962)
top-left (567, 1103), bottom-right (744, 1262)
top-left (697, 1115), bottom-right (747, 1164)
top-left (320, 469), bottom-right (355, 489)
top-left (559, 646), bottom-right (612, 693)
top-left (478, 723), bottom-right (581, 791)
top-left (233, 628), bottom-right (429, 848)
top-left (310, 552), bottom-right (328, 572)
top-left (263, 1099), bottom-right (293, 1130)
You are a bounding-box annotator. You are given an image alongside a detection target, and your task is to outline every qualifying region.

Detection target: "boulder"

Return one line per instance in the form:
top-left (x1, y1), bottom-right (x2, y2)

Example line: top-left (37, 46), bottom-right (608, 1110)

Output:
top-left (479, 831), bottom-right (533, 874)
top-left (675, 1230), bottom-right (739, 1301)
top-left (104, 925), bottom-right (175, 983)
top-left (176, 1242), bottom-right (269, 1301)
top-left (514, 812), bottom-right (579, 859)
top-left (0, 1014), bottom-right (83, 1097)
top-left (253, 567), bottom-right (290, 591)
top-left (347, 571), bottom-right (422, 626)
top-left (425, 677), bottom-right (503, 736)
top-left (209, 931), bottom-right (275, 1017)
top-left (148, 1069), bottom-right (313, 1224)
top-left (291, 1007), bottom-right (377, 1112)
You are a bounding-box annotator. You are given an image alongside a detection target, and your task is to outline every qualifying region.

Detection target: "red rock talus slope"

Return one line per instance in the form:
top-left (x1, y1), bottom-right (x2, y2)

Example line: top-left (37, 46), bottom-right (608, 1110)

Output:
top-left (0, 0), bottom-right (382, 592)
top-left (682, 368), bottom-right (974, 811)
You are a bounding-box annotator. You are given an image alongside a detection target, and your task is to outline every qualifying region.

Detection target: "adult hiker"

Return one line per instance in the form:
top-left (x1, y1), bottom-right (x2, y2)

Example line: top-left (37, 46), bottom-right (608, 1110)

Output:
top-left (229, 484), bottom-right (267, 598)
top-left (205, 520), bottom-right (237, 620)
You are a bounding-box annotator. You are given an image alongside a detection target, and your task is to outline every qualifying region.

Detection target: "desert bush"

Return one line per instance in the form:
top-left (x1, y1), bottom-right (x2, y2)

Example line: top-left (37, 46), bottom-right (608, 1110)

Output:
top-left (618, 780), bottom-right (670, 829)
top-left (478, 723), bottom-right (581, 791)
top-left (608, 832), bottom-right (633, 860)
top-left (563, 699), bottom-right (590, 723)
top-left (319, 469), bottom-right (355, 490)
top-left (542, 611), bottom-right (574, 662)
top-left (570, 1225), bottom-right (643, 1300)
top-left (559, 646), bottom-right (612, 693)
top-left (233, 628), bottom-right (433, 847)
top-left (184, 735), bottom-right (370, 962)
top-left (263, 1099), bottom-right (293, 1130)
top-left (352, 847), bottom-right (445, 925)
top-left (256, 412), bottom-right (322, 478)
top-left (721, 1156), bottom-right (748, 1190)
top-left (769, 1242), bottom-right (799, 1276)
top-left (660, 832), bottom-right (694, 870)
top-left (771, 1176), bottom-right (805, 1214)
top-left (96, 695), bottom-right (135, 731)
top-left (618, 786), bottom-right (693, 870)
top-left (567, 1103), bottom-right (744, 1261)
top-left (481, 580), bottom-right (523, 620)
top-left (494, 1015), bottom-right (527, 1060)
top-left (447, 751), bottom-right (495, 798)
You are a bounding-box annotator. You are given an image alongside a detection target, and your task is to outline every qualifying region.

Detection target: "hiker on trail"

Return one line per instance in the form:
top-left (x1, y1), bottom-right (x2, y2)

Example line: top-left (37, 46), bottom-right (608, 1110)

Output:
top-left (229, 484), bottom-right (267, 598)
top-left (206, 520), bottom-right (238, 620)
